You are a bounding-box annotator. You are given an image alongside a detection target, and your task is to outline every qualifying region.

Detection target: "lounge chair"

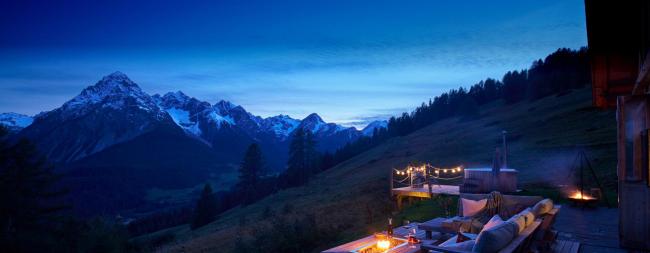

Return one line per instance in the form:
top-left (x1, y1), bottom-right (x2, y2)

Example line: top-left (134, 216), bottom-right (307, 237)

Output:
top-left (420, 194), bottom-right (561, 253)
top-left (421, 220), bottom-right (541, 253)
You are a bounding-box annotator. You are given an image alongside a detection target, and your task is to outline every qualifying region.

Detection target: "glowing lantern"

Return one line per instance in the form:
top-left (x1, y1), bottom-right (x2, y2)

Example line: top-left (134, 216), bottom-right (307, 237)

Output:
top-left (377, 240), bottom-right (390, 251)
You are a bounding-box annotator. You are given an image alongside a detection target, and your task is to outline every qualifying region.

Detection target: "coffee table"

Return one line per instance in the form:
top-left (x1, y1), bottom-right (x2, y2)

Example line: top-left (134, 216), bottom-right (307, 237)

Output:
top-left (418, 217), bottom-right (474, 240)
top-left (321, 222), bottom-right (435, 253)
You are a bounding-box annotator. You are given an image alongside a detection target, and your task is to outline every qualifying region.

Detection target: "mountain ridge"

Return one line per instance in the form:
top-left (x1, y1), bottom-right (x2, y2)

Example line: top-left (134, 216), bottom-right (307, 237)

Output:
top-left (0, 72), bottom-right (377, 216)
top-left (4, 72), bottom-right (369, 164)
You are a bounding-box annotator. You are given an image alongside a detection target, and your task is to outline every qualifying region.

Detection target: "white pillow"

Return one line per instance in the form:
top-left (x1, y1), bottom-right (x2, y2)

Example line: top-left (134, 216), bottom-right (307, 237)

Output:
top-left (473, 222), bottom-right (518, 253)
top-left (507, 214), bottom-right (526, 234)
top-left (461, 198), bottom-right (487, 217)
top-left (482, 215), bottom-right (504, 231)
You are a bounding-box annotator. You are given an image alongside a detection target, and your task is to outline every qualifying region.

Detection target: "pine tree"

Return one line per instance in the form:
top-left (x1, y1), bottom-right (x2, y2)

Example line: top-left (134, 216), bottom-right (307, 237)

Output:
top-left (284, 127), bottom-right (319, 187)
top-left (286, 128), bottom-right (306, 186)
top-left (238, 143), bottom-right (264, 205)
top-left (304, 130), bottom-right (317, 175)
top-left (191, 184), bottom-right (218, 229)
top-left (0, 126), bottom-right (68, 251)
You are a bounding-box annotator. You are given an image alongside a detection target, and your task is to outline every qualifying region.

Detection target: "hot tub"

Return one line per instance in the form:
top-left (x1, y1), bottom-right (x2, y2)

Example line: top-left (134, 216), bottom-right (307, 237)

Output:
top-left (460, 168), bottom-right (518, 193)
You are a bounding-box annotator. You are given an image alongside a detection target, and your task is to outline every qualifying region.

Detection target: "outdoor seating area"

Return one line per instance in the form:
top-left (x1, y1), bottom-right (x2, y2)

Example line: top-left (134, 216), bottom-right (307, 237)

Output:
top-left (322, 191), bottom-right (575, 253)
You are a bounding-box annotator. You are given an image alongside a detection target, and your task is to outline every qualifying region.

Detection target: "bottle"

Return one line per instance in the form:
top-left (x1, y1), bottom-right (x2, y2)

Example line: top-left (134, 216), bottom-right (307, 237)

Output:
top-left (387, 218), bottom-right (394, 237)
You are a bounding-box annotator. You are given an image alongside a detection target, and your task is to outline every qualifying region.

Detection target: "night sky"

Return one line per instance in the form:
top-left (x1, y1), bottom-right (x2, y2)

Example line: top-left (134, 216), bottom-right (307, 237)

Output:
top-left (0, 0), bottom-right (587, 128)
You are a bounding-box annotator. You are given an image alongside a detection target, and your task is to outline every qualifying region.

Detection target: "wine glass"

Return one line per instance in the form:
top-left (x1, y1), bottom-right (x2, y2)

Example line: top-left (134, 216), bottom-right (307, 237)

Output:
top-left (408, 228), bottom-right (418, 248)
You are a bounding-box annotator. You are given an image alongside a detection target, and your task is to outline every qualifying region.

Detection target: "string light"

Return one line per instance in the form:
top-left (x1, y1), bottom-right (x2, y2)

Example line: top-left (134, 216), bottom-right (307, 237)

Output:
top-left (393, 164), bottom-right (464, 185)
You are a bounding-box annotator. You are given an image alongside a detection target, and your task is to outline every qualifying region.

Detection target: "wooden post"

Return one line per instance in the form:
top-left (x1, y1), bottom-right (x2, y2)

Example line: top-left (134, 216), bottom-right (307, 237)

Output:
top-left (389, 167), bottom-right (393, 195)
top-left (397, 195), bottom-right (404, 210)
top-left (427, 168), bottom-right (433, 198)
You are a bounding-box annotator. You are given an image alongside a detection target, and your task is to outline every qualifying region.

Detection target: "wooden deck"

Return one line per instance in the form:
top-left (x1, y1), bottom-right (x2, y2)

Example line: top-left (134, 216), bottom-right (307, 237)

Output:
top-left (392, 184), bottom-right (460, 197)
top-left (553, 240), bottom-right (580, 253)
top-left (554, 206), bottom-right (627, 253)
top-left (391, 184), bottom-right (460, 209)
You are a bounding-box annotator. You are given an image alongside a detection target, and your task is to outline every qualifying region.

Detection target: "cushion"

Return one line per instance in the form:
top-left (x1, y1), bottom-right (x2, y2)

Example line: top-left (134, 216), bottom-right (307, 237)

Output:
top-left (532, 198), bottom-right (554, 216)
top-left (457, 231), bottom-right (472, 243)
top-left (461, 198), bottom-right (487, 217)
top-left (439, 237), bottom-right (476, 251)
top-left (519, 208), bottom-right (535, 226)
top-left (482, 215), bottom-right (504, 231)
top-left (473, 222), bottom-right (518, 253)
top-left (507, 214), bottom-right (526, 234)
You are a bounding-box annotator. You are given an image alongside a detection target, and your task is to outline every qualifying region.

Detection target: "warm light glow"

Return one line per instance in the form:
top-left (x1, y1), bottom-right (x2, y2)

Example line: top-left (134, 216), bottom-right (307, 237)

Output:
top-left (377, 240), bottom-right (390, 250)
top-left (569, 190), bottom-right (595, 200)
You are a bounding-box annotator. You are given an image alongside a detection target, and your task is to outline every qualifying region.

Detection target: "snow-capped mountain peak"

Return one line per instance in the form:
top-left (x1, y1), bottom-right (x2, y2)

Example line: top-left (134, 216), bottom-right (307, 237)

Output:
top-left (362, 120), bottom-right (388, 136)
top-left (61, 71), bottom-right (161, 116)
top-left (300, 113), bottom-right (327, 133)
top-left (0, 112), bottom-right (33, 132)
top-left (262, 114), bottom-right (300, 138)
top-left (163, 90), bottom-right (190, 103)
top-left (213, 100), bottom-right (236, 115)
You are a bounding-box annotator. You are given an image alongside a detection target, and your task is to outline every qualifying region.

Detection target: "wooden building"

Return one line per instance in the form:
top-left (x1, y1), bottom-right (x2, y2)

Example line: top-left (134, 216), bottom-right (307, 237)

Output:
top-left (585, 0), bottom-right (650, 250)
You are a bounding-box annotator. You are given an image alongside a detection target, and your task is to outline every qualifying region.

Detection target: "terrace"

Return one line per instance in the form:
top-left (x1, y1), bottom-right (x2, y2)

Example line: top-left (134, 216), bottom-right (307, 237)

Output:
top-left (325, 144), bottom-right (621, 253)
top-left (324, 1), bottom-right (650, 253)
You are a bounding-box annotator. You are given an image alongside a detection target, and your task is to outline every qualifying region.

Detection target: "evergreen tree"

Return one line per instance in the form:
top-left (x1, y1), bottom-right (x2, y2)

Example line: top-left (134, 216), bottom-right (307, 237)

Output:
top-left (191, 184), bottom-right (218, 229)
top-left (0, 126), bottom-right (68, 252)
top-left (502, 70), bottom-right (528, 104)
top-left (286, 128), bottom-right (306, 186)
top-left (304, 130), bottom-right (318, 175)
top-left (457, 96), bottom-right (479, 117)
top-left (237, 143), bottom-right (264, 205)
top-left (284, 127), bottom-right (319, 187)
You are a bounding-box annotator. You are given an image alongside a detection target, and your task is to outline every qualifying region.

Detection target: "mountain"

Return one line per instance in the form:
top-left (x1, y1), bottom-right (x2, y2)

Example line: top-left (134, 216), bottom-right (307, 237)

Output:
top-left (0, 112), bottom-right (33, 132)
top-left (4, 72), bottom-right (366, 215)
top-left (298, 113), bottom-right (361, 151)
top-left (361, 120), bottom-right (388, 136)
top-left (16, 72), bottom-right (175, 163)
top-left (13, 72), bottom-right (361, 166)
top-left (153, 91), bottom-right (237, 139)
top-left (153, 90), bottom-right (264, 169)
top-left (261, 114), bottom-right (301, 140)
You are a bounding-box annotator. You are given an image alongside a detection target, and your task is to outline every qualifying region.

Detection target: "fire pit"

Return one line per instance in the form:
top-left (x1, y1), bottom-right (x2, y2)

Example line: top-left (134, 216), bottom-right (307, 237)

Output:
top-left (567, 189), bottom-right (599, 206)
top-left (352, 235), bottom-right (408, 253)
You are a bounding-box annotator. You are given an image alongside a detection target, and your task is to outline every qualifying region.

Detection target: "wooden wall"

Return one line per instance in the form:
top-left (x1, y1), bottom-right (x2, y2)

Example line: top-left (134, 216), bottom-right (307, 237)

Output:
top-left (616, 96), bottom-right (650, 250)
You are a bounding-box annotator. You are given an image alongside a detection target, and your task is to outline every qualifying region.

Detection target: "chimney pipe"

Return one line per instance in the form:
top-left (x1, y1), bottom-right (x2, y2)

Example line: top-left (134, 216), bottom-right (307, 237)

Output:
top-left (502, 130), bottom-right (508, 169)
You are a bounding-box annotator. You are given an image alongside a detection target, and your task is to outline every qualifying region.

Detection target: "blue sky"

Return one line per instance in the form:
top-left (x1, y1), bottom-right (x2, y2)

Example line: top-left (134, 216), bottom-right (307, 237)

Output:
top-left (0, 0), bottom-right (587, 128)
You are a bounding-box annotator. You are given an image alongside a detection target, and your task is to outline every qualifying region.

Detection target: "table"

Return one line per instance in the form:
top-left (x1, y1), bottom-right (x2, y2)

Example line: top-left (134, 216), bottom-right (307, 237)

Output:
top-left (322, 222), bottom-right (438, 253)
top-left (417, 217), bottom-right (479, 240)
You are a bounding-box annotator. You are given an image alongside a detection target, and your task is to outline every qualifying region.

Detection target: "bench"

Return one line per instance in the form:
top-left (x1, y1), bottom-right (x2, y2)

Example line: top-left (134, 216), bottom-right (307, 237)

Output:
top-left (421, 220), bottom-right (542, 253)
top-left (419, 196), bottom-right (561, 253)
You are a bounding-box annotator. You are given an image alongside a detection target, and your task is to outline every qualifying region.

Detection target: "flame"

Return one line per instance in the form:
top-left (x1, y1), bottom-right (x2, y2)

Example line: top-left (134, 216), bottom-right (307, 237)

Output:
top-left (568, 190), bottom-right (595, 200)
top-left (377, 240), bottom-right (390, 250)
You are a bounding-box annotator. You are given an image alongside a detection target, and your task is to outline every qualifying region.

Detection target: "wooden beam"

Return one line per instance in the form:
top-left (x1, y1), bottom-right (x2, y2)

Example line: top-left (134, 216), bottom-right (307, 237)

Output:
top-left (633, 51), bottom-right (650, 95)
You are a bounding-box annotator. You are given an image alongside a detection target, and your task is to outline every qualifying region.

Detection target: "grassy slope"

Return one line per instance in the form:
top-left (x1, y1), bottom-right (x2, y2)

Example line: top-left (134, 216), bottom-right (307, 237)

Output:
top-left (150, 88), bottom-right (616, 252)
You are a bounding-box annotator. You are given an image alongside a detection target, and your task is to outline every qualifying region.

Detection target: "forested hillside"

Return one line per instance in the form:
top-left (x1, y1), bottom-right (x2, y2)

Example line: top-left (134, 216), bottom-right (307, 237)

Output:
top-left (146, 48), bottom-right (615, 253)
